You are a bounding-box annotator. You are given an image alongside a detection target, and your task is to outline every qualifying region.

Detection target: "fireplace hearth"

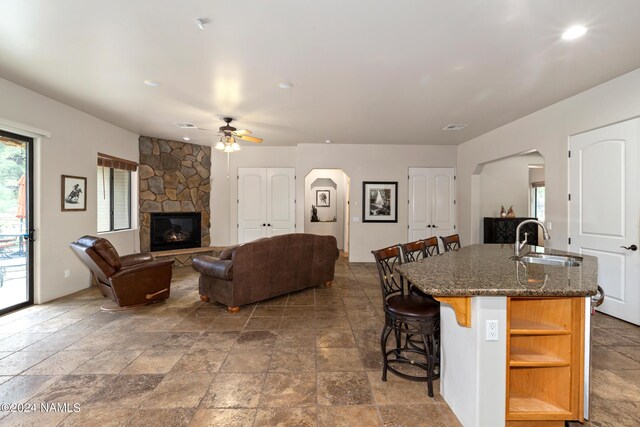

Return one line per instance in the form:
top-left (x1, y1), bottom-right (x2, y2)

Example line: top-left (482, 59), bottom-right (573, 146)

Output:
top-left (150, 212), bottom-right (201, 252)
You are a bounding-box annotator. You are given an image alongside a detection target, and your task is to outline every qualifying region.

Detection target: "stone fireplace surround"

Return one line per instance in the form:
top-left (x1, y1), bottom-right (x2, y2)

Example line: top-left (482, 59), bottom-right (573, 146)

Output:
top-left (138, 136), bottom-right (211, 253)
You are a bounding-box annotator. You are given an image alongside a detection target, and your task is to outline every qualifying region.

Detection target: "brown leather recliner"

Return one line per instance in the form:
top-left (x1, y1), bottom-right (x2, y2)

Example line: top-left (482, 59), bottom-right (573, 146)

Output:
top-left (70, 235), bottom-right (174, 308)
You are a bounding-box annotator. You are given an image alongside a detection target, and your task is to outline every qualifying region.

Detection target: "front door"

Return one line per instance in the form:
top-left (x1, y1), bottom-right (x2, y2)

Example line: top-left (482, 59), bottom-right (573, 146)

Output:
top-left (569, 118), bottom-right (640, 325)
top-left (408, 167), bottom-right (455, 248)
top-left (0, 130), bottom-right (34, 315)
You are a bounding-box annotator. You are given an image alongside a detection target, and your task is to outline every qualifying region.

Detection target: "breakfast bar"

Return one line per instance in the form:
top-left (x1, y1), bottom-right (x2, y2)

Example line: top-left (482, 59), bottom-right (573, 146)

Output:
top-left (396, 244), bottom-right (598, 427)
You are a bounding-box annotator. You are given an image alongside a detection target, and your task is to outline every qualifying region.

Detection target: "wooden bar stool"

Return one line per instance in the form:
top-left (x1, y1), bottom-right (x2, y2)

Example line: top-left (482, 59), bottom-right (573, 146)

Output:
top-left (440, 234), bottom-right (461, 252)
top-left (372, 245), bottom-right (441, 397)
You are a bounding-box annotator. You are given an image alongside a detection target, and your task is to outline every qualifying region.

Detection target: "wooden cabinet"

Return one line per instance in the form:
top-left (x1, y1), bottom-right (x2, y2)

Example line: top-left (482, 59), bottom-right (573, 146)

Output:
top-left (506, 297), bottom-right (584, 426)
top-left (484, 217), bottom-right (539, 245)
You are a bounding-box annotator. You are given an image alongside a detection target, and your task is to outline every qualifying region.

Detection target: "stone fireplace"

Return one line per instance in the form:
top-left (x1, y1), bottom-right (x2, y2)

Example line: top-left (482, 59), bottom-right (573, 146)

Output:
top-left (138, 136), bottom-right (211, 253)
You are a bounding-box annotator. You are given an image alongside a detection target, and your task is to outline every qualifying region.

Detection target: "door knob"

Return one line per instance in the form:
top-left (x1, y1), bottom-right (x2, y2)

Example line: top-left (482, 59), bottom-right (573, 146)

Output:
top-left (267, 223), bottom-right (271, 227)
top-left (621, 244), bottom-right (638, 251)
top-left (432, 225), bottom-right (438, 228)
top-left (262, 223), bottom-right (266, 227)
top-left (426, 225), bottom-right (431, 228)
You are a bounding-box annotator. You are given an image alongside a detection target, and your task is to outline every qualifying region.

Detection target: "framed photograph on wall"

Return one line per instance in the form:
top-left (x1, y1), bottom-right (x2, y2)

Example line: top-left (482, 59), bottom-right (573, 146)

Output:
top-left (316, 190), bottom-right (330, 207)
top-left (61, 175), bottom-right (87, 211)
top-left (363, 181), bottom-right (397, 223)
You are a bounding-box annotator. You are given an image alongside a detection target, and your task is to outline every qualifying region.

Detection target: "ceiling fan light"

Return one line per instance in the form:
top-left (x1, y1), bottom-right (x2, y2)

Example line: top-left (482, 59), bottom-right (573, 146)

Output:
top-left (215, 141), bottom-right (225, 150)
top-left (223, 145), bottom-right (234, 153)
top-left (231, 142), bottom-right (241, 151)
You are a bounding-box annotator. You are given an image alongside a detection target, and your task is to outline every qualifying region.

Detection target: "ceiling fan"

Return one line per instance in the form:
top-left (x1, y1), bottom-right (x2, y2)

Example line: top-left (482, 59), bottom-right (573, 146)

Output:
top-left (214, 117), bottom-right (262, 152)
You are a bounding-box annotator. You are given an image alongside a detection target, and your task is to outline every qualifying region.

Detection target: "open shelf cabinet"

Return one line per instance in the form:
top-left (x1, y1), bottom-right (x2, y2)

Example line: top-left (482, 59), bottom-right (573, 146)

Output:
top-left (506, 297), bottom-right (584, 426)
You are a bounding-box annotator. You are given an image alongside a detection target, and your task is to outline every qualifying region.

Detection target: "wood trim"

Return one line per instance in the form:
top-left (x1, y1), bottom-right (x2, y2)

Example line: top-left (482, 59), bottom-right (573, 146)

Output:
top-left (97, 152), bottom-right (138, 171)
top-left (506, 421), bottom-right (564, 427)
top-left (434, 296), bottom-right (471, 327)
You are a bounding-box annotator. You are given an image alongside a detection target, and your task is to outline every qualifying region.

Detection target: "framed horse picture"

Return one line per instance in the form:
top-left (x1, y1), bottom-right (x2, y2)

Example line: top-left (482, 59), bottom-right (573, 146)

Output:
top-left (61, 175), bottom-right (87, 211)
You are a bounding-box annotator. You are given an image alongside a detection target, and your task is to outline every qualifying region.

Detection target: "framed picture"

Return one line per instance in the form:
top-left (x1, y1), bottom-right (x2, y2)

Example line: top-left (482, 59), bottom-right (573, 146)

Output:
top-left (61, 175), bottom-right (87, 211)
top-left (316, 190), bottom-right (330, 207)
top-left (363, 181), bottom-right (397, 223)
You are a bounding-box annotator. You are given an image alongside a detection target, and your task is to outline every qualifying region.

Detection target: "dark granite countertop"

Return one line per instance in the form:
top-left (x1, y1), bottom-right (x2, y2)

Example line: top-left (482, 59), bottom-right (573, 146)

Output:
top-left (395, 244), bottom-right (598, 297)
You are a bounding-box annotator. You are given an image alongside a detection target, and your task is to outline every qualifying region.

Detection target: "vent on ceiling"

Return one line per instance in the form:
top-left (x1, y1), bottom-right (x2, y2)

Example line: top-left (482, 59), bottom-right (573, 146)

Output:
top-left (442, 124), bottom-right (468, 131)
top-left (174, 122), bottom-right (198, 129)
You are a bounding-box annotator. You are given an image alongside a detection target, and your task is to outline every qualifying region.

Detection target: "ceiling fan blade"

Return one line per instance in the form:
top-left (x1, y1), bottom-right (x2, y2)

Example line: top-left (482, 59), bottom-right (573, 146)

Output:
top-left (237, 134), bottom-right (263, 143)
top-left (233, 129), bottom-right (252, 136)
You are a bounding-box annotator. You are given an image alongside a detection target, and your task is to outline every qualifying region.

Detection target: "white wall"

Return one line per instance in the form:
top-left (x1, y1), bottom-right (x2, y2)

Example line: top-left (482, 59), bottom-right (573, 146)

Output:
top-left (457, 68), bottom-right (640, 249)
top-left (296, 144), bottom-right (457, 262)
top-left (479, 153), bottom-right (544, 242)
top-left (480, 156), bottom-right (532, 219)
top-left (0, 77), bottom-right (139, 303)
top-left (211, 143), bottom-right (457, 262)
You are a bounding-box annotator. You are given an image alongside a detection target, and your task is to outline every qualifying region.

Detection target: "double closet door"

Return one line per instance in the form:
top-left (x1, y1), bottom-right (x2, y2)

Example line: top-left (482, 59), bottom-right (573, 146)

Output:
top-left (408, 168), bottom-right (455, 248)
top-left (237, 168), bottom-right (295, 244)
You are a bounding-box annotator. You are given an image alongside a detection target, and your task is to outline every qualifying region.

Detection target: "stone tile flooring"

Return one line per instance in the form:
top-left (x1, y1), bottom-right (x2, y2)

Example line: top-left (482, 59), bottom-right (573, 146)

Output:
top-left (0, 258), bottom-right (637, 426)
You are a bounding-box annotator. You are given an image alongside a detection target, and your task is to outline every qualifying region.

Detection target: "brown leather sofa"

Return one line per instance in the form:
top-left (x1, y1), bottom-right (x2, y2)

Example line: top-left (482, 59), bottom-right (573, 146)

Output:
top-left (70, 236), bottom-right (174, 309)
top-left (193, 233), bottom-right (339, 312)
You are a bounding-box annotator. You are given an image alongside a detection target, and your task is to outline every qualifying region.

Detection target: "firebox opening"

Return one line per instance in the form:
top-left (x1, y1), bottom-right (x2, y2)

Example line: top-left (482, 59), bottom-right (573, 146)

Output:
top-left (150, 212), bottom-right (201, 251)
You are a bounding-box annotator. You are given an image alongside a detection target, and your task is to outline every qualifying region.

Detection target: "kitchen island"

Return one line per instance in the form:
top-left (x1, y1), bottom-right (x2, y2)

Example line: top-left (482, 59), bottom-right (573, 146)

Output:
top-left (396, 244), bottom-right (598, 427)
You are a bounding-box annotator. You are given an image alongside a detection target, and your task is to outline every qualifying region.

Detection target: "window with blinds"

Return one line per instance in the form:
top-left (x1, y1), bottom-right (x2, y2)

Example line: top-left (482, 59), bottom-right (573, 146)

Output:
top-left (97, 153), bottom-right (136, 233)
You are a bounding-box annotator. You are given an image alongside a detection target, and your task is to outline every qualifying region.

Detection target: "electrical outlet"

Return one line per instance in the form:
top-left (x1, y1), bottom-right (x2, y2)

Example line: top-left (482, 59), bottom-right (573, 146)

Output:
top-left (64, 269), bottom-right (70, 278)
top-left (486, 320), bottom-right (499, 341)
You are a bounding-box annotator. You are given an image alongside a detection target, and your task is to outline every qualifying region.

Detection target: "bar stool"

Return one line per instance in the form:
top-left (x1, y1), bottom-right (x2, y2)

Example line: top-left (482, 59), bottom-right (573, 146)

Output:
top-left (423, 236), bottom-right (440, 256)
top-left (400, 240), bottom-right (427, 263)
top-left (372, 245), bottom-right (441, 397)
top-left (440, 234), bottom-right (461, 252)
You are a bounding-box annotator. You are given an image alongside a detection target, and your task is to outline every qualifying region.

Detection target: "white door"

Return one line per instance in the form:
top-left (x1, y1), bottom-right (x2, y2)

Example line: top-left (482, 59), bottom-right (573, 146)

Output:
top-left (267, 168), bottom-right (296, 237)
top-left (408, 168), bottom-right (455, 246)
top-left (569, 118), bottom-right (640, 325)
top-left (238, 167), bottom-right (296, 244)
top-left (238, 168), bottom-right (267, 243)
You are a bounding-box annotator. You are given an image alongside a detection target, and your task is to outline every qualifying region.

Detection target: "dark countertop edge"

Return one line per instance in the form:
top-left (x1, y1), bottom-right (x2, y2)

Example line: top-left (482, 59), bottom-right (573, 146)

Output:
top-left (428, 289), bottom-right (597, 297)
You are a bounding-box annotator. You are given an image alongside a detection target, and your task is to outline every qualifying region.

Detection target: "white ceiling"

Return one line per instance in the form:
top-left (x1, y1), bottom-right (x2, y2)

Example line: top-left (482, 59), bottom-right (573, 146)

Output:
top-left (1, 1), bottom-right (640, 147)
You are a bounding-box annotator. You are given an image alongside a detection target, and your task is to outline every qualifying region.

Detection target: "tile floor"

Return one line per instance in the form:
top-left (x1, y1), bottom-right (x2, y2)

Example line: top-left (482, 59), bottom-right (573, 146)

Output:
top-left (0, 258), bottom-right (637, 426)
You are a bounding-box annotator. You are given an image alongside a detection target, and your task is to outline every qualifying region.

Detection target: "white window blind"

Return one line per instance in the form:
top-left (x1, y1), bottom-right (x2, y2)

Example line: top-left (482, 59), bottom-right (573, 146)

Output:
top-left (97, 166), bottom-right (131, 232)
top-left (97, 167), bottom-right (111, 233)
top-left (113, 169), bottom-right (130, 230)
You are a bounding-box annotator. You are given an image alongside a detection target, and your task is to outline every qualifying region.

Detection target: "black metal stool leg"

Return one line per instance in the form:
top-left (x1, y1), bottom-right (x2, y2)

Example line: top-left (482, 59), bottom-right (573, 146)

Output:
top-left (422, 333), bottom-right (435, 397)
top-left (380, 324), bottom-right (392, 381)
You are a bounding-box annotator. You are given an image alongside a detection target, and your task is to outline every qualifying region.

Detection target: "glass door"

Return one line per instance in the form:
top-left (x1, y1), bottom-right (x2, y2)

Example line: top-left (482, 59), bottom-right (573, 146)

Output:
top-left (0, 130), bottom-right (34, 315)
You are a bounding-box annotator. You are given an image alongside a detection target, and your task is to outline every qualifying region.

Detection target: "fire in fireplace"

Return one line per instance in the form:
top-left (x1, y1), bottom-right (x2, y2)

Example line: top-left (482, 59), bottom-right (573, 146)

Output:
top-left (150, 212), bottom-right (201, 251)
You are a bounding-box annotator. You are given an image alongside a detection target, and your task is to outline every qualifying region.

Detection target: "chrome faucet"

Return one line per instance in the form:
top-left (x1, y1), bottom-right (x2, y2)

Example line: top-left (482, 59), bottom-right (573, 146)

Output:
top-left (514, 219), bottom-right (551, 257)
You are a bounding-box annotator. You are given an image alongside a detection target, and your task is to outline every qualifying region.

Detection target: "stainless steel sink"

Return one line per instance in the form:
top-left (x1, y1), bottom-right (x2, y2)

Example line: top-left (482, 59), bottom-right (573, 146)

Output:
top-left (515, 253), bottom-right (582, 267)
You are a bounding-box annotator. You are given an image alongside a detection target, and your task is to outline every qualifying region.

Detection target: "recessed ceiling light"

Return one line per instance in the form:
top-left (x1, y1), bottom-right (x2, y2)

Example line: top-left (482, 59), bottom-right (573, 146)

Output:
top-left (325, 139), bottom-right (333, 144)
top-left (278, 82), bottom-right (294, 89)
top-left (562, 25), bottom-right (587, 40)
top-left (182, 136), bottom-right (191, 141)
top-left (144, 80), bottom-right (161, 87)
